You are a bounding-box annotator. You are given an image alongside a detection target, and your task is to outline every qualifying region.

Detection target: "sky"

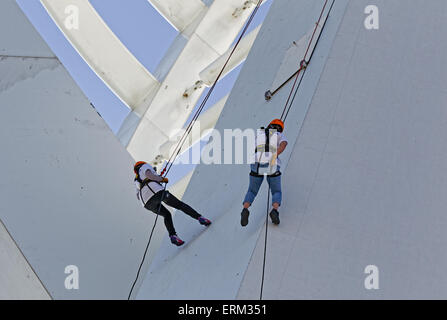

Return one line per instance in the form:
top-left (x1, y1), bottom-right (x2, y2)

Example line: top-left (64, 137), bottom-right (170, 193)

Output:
top-left (16, 0), bottom-right (272, 182)
top-left (17, 0), bottom-right (179, 133)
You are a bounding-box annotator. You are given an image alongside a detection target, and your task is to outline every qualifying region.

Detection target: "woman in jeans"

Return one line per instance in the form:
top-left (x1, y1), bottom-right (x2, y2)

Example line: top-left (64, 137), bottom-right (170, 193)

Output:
top-left (241, 119), bottom-right (288, 227)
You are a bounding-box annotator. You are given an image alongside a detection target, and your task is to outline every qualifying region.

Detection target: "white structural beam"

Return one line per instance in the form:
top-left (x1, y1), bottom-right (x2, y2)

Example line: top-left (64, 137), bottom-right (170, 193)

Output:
top-left (40, 0), bottom-right (159, 111)
top-left (127, 0), bottom-right (264, 166)
top-left (158, 94), bottom-right (228, 161)
top-left (148, 0), bottom-right (207, 33)
top-left (199, 25), bottom-right (261, 86)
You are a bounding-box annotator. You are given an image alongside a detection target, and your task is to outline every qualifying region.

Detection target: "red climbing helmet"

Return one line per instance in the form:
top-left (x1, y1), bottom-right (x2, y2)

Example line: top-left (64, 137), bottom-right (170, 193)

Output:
top-left (134, 161), bottom-right (147, 174)
top-left (269, 119), bottom-right (284, 132)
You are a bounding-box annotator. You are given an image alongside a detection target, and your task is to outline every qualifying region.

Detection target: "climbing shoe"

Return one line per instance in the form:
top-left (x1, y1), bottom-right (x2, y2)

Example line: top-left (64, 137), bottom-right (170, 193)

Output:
top-left (198, 216), bottom-right (212, 226)
top-left (269, 209), bottom-right (280, 225)
top-left (170, 235), bottom-right (185, 246)
top-left (241, 208), bottom-right (250, 227)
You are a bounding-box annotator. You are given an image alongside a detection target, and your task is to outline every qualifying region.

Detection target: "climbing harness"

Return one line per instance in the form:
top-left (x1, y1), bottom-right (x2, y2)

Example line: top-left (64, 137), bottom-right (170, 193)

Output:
top-left (134, 162), bottom-right (164, 206)
top-left (254, 128), bottom-right (272, 174)
top-left (252, 119), bottom-right (284, 176)
top-left (252, 127), bottom-right (281, 176)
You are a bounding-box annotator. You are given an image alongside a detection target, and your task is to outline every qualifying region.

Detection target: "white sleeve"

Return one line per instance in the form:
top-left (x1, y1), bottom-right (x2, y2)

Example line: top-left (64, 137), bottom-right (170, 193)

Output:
top-left (278, 133), bottom-right (288, 145)
top-left (139, 164), bottom-right (163, 182)
top-left (144, 169), bottom-right (163, 182)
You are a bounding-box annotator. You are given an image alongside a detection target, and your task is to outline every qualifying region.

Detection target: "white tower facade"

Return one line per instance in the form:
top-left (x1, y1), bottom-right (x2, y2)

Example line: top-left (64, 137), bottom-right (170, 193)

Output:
top-left (3, 0), bottom-right (447, 300)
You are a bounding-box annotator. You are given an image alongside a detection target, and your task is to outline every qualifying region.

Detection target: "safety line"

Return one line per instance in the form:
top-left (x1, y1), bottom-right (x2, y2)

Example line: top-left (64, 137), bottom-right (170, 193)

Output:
top-left (260, 186), bottom-right (270, 300)
top-left (127, 184), bottom-right (167, 300)
top-left (282, 66), bottom-right (306, 122)
top-left (260, 0), bottom-right (335, 300)
top-left (280, 0), bottom-right (334, 121)
top-left (282, 0), bottom-right (335, 122)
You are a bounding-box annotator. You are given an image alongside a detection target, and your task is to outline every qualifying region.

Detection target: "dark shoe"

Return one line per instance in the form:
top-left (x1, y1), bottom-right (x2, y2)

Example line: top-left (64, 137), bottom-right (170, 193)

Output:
top-left (241, 208), bottom-right (250, 227)
top-left (170, 235), bottom-right (185, 246)
top-left (269, 209), bottom-right (280, 225)
top-left (198, 216), bottom-right (212, 226)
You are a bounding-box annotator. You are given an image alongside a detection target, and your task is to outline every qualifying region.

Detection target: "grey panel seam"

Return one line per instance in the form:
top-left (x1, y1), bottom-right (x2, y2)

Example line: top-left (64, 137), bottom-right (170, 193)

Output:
top-left (0, 218), bottom-right (53, 299)
top-left (0, 55), bottom-right (57, 60)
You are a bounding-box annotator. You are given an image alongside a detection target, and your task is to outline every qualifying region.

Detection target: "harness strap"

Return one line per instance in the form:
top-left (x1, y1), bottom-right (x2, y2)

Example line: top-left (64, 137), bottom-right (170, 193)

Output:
top-left (265, 128), bottom-right (270, 153)
top-left (254, 128), bottom-right (275, 175)
top-left (255, 128), bottom-right (272, 153)
top-left (250, 170), bottom-right (282, 178)
top-left (136, 177), bottom-right (160, 206)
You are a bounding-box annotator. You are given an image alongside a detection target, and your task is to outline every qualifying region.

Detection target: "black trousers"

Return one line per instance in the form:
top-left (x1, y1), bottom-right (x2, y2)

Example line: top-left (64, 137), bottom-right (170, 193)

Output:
top-left (144, 190), bottom-right (201, 236)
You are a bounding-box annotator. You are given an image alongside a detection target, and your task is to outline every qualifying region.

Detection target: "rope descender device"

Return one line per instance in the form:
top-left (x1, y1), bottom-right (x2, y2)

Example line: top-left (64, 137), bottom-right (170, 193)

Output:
top-left (300, 59), bottom-right (308, 69)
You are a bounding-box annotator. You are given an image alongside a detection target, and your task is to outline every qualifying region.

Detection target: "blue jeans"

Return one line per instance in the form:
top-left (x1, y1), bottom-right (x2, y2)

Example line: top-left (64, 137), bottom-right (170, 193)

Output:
top-left (243, 164), bottom-right (282, 206)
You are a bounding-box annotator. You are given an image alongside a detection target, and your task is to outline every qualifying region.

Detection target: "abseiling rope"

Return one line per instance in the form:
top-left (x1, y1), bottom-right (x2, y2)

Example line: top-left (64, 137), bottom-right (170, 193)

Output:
top-left (127, 0), bottom-right (264, 300)
top-left (260, 186), bottom-right (270, 300)
top-left (259, 0), bottom-right (336, 300)
top-left (127, 184), bottom-right (166, 300)
top-left (280, 0), bottom-right (336, 122)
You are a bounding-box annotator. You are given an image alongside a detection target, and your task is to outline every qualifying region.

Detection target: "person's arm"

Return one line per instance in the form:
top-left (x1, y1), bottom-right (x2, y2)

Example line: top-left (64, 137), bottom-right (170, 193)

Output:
top-left (144, 169), bottom-right (163, 182)
top-left (270, 141), bottom-right (288, 166)
top-left (277, 141), bottom-right (288, 156)
top-left (145, 169), bottom-right (168, 183)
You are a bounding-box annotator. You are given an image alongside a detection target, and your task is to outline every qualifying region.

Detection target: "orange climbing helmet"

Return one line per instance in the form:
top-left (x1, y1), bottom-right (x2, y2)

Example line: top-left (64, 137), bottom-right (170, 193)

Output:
top-left (134, 161), bottom-right (147, 174)
top-left (269, 119), bottom-right (284, 132)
